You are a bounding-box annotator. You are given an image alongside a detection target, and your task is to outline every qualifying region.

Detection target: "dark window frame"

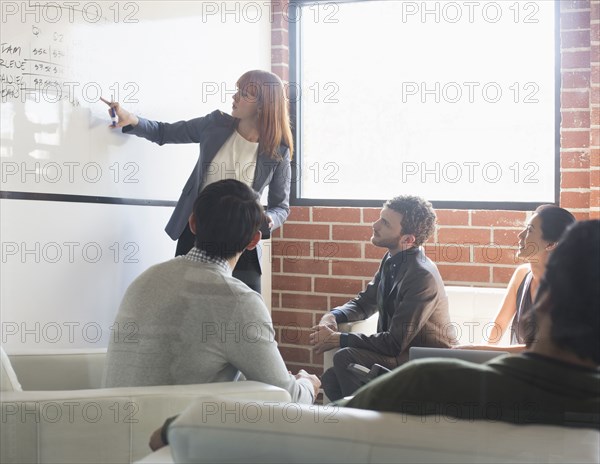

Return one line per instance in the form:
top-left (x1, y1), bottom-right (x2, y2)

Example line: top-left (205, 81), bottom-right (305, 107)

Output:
top-left (288, 0), bottom-right (561, 210)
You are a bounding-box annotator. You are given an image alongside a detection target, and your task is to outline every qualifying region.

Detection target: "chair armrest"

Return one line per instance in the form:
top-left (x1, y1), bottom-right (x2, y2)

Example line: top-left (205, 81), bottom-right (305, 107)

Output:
top-left (1, 381), bottom-right (290, 464)
top-left (338, 313), bottom-right (379, 335)
top-left (166, 399), bottom-right (600, 464)
top-left (134, 446), bottom-right (173, 464)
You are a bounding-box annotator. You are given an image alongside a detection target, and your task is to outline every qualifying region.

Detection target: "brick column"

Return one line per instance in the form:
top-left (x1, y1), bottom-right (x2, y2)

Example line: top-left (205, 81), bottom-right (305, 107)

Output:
top-left (560, 1), bottom-right (594, 216)
top-left (271, 0), bottom-right (290, 83)
top-left (590, 0), bottom-right (600, 218)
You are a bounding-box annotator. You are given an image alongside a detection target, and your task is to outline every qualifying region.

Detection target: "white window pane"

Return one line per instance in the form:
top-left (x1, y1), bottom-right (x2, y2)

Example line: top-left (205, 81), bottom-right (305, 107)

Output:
top-left (298, 1), bottom-right (556, 203)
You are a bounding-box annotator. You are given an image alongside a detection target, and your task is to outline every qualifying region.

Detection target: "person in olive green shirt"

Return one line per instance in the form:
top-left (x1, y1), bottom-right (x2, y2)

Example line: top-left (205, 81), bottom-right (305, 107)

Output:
top-left (343, 220), bottom-right (600, 430)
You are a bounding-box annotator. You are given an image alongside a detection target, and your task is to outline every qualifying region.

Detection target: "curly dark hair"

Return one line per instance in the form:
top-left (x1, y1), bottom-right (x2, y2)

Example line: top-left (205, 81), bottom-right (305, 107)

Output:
top-left (384, 195), bottom-right (436, 247)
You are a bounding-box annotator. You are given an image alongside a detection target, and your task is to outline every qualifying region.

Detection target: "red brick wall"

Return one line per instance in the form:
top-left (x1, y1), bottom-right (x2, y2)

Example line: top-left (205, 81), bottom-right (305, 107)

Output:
top-left (561, 1), bottom-right (598, 217)
top-left (590, 0), bottom-right (600, 217)
top-left (270, 1), bottom-right (599, 374)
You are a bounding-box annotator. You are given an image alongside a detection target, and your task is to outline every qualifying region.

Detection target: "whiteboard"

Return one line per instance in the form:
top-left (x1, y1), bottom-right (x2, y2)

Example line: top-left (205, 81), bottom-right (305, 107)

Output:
top-left (0, 198), bottom-right (272, 351)
top-left (1, 1), bottom-right (271, 200)
top-left (1, 199), bottom-right (175, 350)
top-left (1, 1), bottom-right (272, 352)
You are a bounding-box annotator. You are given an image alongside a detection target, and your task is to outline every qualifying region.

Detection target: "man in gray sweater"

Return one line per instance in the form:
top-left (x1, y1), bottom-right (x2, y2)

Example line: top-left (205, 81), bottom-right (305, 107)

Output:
top-left (104, 179), bottom-right (319, 405)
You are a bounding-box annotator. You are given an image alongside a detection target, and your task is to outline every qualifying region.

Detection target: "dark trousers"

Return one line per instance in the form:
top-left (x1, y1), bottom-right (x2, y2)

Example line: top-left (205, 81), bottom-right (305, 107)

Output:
top-left (322, 347), bottom-right (400, 402)
top-left (175, 224), bottom-right (262, 293)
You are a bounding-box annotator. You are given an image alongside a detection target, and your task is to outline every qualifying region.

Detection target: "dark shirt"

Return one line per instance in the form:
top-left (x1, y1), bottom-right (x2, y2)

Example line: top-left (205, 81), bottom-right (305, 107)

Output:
top-left (511, 271), bottom-right (537, 345)
top-left (378, 252), bottom-right (406, 326)
top-left (342, 353), bottom-right (600, 430)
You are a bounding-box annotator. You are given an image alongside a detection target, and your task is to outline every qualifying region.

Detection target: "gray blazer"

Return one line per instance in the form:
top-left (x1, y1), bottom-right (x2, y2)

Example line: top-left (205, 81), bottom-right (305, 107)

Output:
top-left (123, 110), bottom-right (291, 241)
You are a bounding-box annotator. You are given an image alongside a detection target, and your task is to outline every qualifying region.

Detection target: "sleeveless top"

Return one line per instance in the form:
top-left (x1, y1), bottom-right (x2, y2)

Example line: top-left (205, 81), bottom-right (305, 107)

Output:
top-left (510, 271), bottom-right (537, 345)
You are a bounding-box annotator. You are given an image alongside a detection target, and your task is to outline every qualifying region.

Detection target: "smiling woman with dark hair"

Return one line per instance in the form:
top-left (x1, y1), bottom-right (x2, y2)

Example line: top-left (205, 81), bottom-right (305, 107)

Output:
top-left (458, 205), bottom-right (576, 352)
top-left (492, 205), bottom-right (576, 347)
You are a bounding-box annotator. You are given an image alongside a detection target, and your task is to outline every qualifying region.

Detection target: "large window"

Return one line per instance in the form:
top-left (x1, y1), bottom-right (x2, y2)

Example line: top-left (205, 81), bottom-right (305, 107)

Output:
top-left (290, 0), bottom-right (558, 208)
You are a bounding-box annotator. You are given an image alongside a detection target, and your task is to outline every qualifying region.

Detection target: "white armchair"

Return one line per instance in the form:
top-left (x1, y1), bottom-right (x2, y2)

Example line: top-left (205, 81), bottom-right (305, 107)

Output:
top-left (320, 286), bottom-right (508, 402)
top-left (0, 348), bottom-right (291, 464)
top-left (138, 398), bottom-right (600, 464)
top-left (323, 286), bottom-right (508, 368)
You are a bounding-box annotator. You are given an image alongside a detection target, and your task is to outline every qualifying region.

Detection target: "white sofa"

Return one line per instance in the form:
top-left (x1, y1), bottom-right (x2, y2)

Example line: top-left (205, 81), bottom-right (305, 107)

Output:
top-left (323, 285), bottom-right (509, 375)
top-left (444, 285), bottom-right (510, 345)
top-left (0, 348), bottom-right (291, 464)
top-left (136, 398), bottom-right (600, 463)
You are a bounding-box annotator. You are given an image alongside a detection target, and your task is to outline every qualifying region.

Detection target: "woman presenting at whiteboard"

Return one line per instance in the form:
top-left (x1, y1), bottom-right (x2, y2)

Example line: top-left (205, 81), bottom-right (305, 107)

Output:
top-left (102, 70), bottom-right (293, 293)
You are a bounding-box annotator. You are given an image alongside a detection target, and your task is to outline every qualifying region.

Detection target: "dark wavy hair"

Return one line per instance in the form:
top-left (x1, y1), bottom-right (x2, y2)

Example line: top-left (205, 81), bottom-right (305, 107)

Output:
top-left (193, 179), bottom-right (264, 260)
top-left (535, 205), bottom-right (576, 242)
top-left (537, 220), bottom-right (600, 364)
top-left (384, 195), bottom-right (436, 247)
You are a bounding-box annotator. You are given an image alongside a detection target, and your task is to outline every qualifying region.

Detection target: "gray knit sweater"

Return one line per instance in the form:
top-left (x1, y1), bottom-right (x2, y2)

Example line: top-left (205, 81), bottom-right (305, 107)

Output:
top-left (103, 255), bottom-right (314, 404)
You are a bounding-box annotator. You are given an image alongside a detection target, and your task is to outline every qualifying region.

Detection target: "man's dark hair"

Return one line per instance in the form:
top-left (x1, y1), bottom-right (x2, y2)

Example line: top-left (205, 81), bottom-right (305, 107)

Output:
top-left (537, 220), bottom-right (600, 364)
top-left (192, 179), bottom-right (264, 260)
top-left (384, 195), bottom-right (436, 247)
top-left (535, 204), bottom-right (576, 242)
